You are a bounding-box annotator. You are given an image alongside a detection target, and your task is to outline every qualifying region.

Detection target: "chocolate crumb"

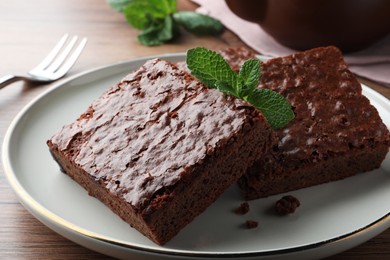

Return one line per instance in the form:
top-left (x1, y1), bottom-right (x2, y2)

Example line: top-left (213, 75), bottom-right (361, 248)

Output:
top-left (275, 195), bottom-right (300, 215)
top-left (234, 202), bottom-right (250, 215)
top-left (245, 220), bottom-right (258, 229)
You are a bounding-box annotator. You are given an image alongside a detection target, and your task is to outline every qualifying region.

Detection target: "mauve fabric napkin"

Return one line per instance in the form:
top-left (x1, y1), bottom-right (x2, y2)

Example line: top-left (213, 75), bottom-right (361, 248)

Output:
top-left (191, 0), bottom-right (390, 86)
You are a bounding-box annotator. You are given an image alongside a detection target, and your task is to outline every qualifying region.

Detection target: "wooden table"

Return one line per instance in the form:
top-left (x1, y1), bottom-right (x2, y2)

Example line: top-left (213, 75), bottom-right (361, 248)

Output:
top-left (0, 0), bottom-right (389, 259)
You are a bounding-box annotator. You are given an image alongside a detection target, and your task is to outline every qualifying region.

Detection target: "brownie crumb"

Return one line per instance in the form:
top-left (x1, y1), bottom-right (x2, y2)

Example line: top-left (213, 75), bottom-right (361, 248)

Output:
top-left (245, 220), bottom-right (258, 229)
top-left (234, 202), bottom-right (250, 215)
top-left (275, 195), bottom-right (300, 215)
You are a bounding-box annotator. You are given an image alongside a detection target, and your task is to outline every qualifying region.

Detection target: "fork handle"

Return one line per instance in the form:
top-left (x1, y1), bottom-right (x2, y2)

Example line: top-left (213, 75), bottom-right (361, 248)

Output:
top-left (0, 75), bottom-right (24, 90)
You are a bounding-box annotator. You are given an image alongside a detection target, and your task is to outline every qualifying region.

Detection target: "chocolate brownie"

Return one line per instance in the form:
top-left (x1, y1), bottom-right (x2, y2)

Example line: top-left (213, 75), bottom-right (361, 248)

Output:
top-left (47, 58), bottom-right (274, 245)
top-left (232, 46), bottom-right (390, 199)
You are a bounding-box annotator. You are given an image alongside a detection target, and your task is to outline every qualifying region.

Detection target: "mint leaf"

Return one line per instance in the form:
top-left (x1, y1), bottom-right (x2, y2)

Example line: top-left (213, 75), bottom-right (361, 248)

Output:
top-left (109, 0), bottom-right (176, 16)
top-left (186, 47), bottom-right (294, 129)
top-left (107, 0), bottom-right (133, 12)
top-left (122, 0), bottom-right (178, 46)
top-left (186, 47), bottom-right (238, 95)
top-left (137, 16), bottom-right (174, 46)
top-left (160, 0), bottom-right (176, 14)
top-left (246, 89), bottom-right (295, 129)
top-left (123, 0), bottom-right (174, 30)
top-left (215, 81), bottom-right (236, 96)
top-left (238, 59), bottom-right (261, 98)
top-left (173, 11), bottom-right (223, 35)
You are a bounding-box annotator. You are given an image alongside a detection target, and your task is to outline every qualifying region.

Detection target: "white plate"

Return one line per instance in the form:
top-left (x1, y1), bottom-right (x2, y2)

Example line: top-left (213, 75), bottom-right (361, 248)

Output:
top-left (2, 54), bottom-right (390, 260)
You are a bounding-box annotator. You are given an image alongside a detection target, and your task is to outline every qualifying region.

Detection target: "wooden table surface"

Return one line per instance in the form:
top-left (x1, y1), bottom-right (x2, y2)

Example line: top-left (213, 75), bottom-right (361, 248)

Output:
top-left (0, 0), bottom-right (389, 259)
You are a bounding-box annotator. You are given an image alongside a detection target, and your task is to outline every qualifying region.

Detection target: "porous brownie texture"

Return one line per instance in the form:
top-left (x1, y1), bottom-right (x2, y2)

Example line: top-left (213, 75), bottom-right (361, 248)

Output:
top-left (47, 58), bottom-right (274, 245)
top-left (235, 46), bottom-right (390, 199)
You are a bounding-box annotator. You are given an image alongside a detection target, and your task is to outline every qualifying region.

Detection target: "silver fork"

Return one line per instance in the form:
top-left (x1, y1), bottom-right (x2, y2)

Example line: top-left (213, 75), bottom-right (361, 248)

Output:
top-left (0, 34), bottom-right (87, 89)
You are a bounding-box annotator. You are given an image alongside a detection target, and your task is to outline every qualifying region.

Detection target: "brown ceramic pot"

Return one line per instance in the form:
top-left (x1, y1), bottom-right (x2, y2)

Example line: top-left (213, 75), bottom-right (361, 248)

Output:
top-left (226, 0), bottom-right (390, 52)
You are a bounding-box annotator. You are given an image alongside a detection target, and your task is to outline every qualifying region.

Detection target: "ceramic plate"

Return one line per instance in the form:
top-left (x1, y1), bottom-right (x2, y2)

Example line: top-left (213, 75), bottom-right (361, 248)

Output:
top-left (3, 54), bottom-right (390, 260)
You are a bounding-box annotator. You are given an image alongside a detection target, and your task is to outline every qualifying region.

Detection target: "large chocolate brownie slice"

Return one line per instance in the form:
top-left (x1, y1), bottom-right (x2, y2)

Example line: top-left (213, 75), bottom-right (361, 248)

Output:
top-left (47, 58), bottom-right (274, 244)
top-left (235, 46), bottom-right (390, 199)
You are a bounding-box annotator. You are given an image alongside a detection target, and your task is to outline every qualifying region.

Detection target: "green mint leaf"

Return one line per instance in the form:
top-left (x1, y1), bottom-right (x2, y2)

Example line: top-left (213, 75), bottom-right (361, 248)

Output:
top-left (138, 27), bottom-right (164, 46)
top-left (186, 47), bottom-right (238, 95)
top-left (107, 0), bottom-right (133, 12)
top-left (123, 0), bottom-right (175, 30)
top-left (186, 47), bottom-right (294, 129)
top-left (215, 81), bottom-right (236, 96)
top-left (246, 89), bottom-right (295, 129)
top-left (172, 11), bottom-right (223, 35)
top-left (123, 2), bottom-right (159, 30)
top-left (238, 59), bottom-right (261, 98)
top-left (161, 0), bottom-right (177, 14)
top-left (138, 16), bottom-right (173, 46)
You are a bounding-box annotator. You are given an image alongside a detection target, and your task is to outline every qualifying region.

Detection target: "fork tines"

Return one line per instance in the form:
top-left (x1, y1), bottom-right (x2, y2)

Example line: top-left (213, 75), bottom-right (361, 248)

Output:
top-left (31, 34), bottom-right (87, 78)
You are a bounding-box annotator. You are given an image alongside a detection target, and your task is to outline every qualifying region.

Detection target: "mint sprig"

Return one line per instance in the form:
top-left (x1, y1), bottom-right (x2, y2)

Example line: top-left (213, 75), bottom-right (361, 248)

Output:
top-left (107, 0), bottom-right (223, 46)
top-left (186, 47), bottom-right (295, 129)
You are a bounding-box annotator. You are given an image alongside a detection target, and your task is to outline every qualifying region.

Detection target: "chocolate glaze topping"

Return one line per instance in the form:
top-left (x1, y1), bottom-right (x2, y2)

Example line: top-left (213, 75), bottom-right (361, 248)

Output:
top-left (51, 59), bottom-right (255, 210)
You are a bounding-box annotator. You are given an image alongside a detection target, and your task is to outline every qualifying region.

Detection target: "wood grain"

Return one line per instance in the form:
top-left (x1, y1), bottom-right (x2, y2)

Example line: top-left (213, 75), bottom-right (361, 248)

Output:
top-left (0, 0), bottom-right (388, 259)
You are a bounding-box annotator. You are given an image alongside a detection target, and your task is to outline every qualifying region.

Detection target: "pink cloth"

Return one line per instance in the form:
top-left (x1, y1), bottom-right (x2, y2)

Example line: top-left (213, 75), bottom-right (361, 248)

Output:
top-left (192, 0), bottom-right (390, 86)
